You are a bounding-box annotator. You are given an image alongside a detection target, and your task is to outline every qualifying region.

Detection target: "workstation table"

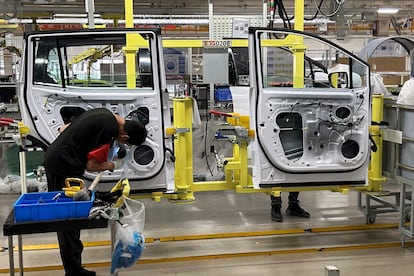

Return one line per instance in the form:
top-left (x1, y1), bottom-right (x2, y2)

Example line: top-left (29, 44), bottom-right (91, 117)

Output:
top-left (2, 209), bottom-right (108, 276)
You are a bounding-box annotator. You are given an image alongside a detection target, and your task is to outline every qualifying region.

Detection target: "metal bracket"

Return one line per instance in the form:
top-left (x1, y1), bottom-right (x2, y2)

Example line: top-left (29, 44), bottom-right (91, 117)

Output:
top-left (175, 127), bottom-right (190, 134)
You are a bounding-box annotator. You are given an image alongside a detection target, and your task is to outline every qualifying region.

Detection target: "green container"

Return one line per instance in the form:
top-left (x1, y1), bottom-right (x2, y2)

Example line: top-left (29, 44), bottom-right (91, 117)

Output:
top-left (2, 144), bottom-right (45, 176)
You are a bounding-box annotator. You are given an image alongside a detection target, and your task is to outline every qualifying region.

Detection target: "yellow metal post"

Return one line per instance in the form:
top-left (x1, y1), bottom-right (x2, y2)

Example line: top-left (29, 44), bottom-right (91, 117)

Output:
top-left (294, 0), bottom-right (304, 31)
top-left (369, 94), bottom-right (386, 191)
top-left (292, 0), bottom-right (305, 88)
top-left (292, 45), bottom-right (306, 88)
top-left (236, 139), bottom-right (250, 188)
top-left (124, 0), bottom-right (133, 28)
top-left (173, 97), bottom-right (195, 200)
top-left (124, 0), bottom-right (137, 88)
top-left (223, 114), bottom-right (252, 190)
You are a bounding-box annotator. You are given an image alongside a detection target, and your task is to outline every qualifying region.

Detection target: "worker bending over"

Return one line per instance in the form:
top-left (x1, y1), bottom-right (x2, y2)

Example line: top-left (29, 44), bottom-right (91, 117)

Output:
top-left (43, 108), bottom-right (147, 276)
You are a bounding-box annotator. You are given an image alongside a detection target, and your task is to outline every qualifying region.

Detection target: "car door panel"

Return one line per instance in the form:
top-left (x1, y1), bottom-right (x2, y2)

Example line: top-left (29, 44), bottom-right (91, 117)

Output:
top-left (248, 28), bottom-right (370, 188)
top-left (19, 29), bottom-right (173, 192)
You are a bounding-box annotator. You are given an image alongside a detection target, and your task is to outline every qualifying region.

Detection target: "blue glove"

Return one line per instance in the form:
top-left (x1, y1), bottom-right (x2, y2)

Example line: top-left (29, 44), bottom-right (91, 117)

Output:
top-left (108, 142), bottom-right (120, 161)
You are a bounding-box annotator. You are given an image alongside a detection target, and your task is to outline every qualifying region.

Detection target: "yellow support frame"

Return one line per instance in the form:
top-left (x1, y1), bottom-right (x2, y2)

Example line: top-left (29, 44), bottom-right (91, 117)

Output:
top-left (367, 94), bottom-right (386, 192)
top-left (158, 0), bottom-right (359, 201)
top-left (293, 0), bottom-right (305, 88)
top-left (162, 38), bottom-right (304, 48)
top-left (169, 98), bottom-right (255, 196)
top-left (171, 97), bottom-right (195, 201)
top-left (124, 0), bottom-right (136, 88)
top-left (117, 0), bottom-right (380, 201)
top-left (165, 95), bottom-right (353, 201)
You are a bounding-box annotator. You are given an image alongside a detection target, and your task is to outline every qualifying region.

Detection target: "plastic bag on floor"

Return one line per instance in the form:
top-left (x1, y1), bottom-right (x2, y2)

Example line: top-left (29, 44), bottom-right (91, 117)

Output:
top-left (110, 196), bottom-right (145, 274)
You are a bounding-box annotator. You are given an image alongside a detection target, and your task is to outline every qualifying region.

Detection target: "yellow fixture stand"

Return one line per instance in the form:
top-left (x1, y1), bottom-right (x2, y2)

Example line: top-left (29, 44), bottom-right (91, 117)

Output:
top-left (172, 96), bottom-right (195, 201)
top-left (368, 94), bottom-right (386, 192)
top-left (170, 96), bottom-right (255, 200)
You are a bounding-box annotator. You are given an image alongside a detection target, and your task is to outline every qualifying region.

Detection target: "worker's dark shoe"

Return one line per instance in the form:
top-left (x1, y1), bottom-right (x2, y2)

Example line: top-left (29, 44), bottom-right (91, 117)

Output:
top-left (271, 206), bottom-right (283, 222)
top-left (286, 204), bottom-right (310, 218)
top-left (80, 268), bottom-right (96, 276)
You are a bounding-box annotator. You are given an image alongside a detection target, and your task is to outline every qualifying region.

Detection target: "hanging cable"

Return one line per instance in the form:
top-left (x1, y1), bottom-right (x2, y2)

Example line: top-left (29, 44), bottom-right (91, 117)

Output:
top-left (276, 0), bottom-right (292, 29)
top-left (267, 0), bottom-right (292, 39)
top-left (268, 0), bottom-right (345, 27)
top-left (313, 0), bottom-right (344, 18)
top-left (304, 0), bottom-right (323, 21)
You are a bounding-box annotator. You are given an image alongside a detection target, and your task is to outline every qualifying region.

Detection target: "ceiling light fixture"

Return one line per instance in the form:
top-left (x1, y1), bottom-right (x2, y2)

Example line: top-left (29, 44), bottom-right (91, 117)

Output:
top-left (377, 7), bottom-right (399, 14)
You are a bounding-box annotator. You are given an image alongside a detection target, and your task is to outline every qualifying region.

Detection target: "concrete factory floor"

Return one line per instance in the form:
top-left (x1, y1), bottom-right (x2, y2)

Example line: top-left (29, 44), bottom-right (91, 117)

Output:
top-left (2, 180), bottom-right (414, 276)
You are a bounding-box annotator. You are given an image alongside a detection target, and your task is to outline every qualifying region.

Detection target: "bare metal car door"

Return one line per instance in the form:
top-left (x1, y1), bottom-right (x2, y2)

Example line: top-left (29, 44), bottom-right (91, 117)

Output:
top-left (19, 29), bottom-right (173, 192)
top-left (248, 28), bottom-right (371, 188)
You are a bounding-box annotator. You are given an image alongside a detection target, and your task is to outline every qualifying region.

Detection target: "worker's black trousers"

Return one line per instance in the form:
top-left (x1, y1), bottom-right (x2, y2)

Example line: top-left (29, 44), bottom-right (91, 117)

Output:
top-left (57, 230), bottom-right (84, 276)
top-left (270, 191), bottom-right (300, 206)
top-left (45, 171), bottom-right (85, 275)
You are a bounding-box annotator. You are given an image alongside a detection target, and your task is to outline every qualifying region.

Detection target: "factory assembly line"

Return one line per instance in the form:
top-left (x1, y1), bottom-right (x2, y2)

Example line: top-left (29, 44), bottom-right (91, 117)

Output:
top-left (3, 1), bottom-right (414, 275)
top-left (18, 26), bottom-right (371, 201)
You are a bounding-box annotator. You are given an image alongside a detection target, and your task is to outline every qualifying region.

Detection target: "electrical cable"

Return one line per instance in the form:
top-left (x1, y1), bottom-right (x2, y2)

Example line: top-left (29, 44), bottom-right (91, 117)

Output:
top-left (269, 0), bottom-right (324, 24)
top-left (204, 93), bottom-right (214, 176)
top-left (304, 0), bottom-right (324, 21)
top-left (276, 0), bottom-right (292, 29)
top-left (313, 0), bottom-right (343, 18)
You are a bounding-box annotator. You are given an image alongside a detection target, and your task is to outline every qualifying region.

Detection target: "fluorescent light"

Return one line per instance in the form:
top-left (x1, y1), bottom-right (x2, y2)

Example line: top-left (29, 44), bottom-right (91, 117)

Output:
top-left (377, 7), bottom-right (399, 14)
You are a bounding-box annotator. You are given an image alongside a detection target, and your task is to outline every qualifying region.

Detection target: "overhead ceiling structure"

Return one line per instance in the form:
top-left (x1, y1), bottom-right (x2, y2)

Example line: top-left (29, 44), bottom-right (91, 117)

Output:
top-left (0, 0), bottom-right (413, 37)
top-left (0, 0), bottom-right (411, 20)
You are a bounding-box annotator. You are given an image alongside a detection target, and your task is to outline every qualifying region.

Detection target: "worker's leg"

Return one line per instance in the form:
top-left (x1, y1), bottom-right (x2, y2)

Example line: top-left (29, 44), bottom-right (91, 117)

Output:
top-left (46, 169), bottom-right (95, 275)
top-left (270, 195), bottom-right (283, 222)
top-left (45, 171), bottom-right (66, 192)
top-left (57, 230), bottom-right (84, 275)
top-left (286, 192), bottom-right (310, 218)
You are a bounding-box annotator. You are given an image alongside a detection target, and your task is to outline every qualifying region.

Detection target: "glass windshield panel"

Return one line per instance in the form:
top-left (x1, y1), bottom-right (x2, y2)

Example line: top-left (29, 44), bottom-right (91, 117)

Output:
top-left (258, 32), bottom-right (368, 90)
top-left (32, 32), bottom-right (154, 89)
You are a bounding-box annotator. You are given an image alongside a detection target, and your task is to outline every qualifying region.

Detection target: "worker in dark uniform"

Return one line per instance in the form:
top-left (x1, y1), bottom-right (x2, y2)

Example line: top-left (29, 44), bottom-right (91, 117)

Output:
top-left (43, 108), bottom-right (147, 276)
top-left (270, 192), bottom-right (310, 222)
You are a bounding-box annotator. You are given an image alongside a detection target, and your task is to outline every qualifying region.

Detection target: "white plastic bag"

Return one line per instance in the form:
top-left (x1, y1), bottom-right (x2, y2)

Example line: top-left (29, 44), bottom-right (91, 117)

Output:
top-left (110, 196), bottom-right (145, 274)
top-left (371, 73), bottom-right (391, 96)
top-left (397, 78), bottom-right (414, 105)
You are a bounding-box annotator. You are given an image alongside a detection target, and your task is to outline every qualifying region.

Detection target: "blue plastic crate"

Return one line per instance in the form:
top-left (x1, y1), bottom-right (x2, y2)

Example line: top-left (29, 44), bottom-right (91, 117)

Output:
top-left (214, 87), bottom-right (232, 101)
top-left (13, 191), bottom-right (94, 222)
